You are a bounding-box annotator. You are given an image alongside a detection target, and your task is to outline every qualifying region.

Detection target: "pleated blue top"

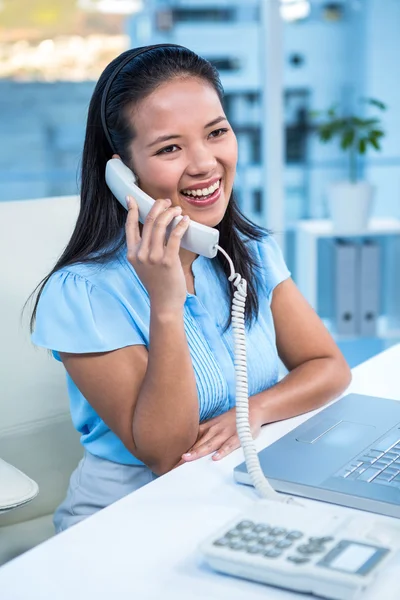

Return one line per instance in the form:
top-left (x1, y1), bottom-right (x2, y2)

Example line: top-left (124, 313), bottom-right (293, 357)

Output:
top-left (32, 234), bottom-right (290, 465)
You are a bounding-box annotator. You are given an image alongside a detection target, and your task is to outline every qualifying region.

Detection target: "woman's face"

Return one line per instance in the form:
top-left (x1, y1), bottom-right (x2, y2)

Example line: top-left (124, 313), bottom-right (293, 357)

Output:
top-left (128, 76), bottom-right (238, 228)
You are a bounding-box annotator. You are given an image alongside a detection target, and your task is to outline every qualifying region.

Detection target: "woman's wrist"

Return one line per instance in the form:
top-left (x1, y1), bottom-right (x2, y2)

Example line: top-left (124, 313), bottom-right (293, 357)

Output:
top-left (249, 397), bottom-right (267, 428)
top-left (150, 305), bottom-right (185, 324)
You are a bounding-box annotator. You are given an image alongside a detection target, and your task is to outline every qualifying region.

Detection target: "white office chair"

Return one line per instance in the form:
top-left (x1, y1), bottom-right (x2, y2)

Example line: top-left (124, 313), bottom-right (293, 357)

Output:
top-left (0, 195), bottom-right (83, 566)
top-left (0, 459), bottom-right (39, 513)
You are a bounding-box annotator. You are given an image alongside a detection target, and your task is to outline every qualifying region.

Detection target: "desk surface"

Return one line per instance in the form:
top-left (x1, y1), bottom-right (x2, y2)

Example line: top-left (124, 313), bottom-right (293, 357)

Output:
top-left (1, 344), bottom-right (400, 600)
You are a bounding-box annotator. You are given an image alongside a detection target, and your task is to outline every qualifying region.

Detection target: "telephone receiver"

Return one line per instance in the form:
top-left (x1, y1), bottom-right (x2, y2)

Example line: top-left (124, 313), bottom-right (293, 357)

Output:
top-left (105, 158), bottom-right (219, 258)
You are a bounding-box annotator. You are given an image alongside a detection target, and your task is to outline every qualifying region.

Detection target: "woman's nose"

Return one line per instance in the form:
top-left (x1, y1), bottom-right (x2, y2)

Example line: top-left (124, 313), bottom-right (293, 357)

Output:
top-left (186, 145), bottom-right (217, 177)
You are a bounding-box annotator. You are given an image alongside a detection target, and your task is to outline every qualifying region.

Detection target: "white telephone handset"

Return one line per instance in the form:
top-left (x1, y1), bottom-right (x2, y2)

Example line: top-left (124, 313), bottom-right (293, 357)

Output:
top-left (105, 158), bottom-right (219, 258)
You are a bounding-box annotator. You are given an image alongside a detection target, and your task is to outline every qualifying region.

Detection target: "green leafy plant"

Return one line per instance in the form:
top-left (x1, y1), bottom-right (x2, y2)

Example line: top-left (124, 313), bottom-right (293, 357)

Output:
top-left (312, 98), bottom-right (386, 183)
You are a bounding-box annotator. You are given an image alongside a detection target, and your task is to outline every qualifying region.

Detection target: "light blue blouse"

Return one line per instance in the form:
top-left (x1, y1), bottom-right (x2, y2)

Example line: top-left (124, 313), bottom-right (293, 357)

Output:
top-left (32, 234), bottom-right (290, 465)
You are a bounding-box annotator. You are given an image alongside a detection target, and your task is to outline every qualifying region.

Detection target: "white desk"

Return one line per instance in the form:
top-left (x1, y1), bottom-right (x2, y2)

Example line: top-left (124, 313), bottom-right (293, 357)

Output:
top-left (1, 345), bottom-right (400, 600)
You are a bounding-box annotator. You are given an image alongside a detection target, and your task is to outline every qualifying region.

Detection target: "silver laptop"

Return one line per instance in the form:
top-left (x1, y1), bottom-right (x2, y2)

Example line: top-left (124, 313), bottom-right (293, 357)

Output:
top-left (234, 394), bottom-right (400, 519)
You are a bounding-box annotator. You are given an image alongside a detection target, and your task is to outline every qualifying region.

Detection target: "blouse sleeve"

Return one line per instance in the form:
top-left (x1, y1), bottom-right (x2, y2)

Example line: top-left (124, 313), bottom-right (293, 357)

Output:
top-left (32, 269), bottom-right (146, 361)
top-left (256, 234), bottom-right (291, 301)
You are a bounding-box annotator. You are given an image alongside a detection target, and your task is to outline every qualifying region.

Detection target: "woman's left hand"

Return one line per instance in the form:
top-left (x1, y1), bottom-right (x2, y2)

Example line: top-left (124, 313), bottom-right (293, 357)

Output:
top-left (181, 405), bottom-right (264, 462)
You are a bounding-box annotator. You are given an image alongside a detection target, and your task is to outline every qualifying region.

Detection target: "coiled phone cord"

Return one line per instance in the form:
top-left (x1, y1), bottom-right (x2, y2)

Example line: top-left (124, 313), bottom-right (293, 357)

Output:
top-left (217, 245), bottom-right (296, 503)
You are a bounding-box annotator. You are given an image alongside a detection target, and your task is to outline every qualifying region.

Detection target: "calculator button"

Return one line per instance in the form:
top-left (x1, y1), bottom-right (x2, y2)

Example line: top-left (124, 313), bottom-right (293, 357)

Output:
top-left (213, 537), bottom-right (230, 547)
top-left (229, 540), bottom-right (246, 551)
top-left (242, 532), bottom-right (258, 541)
top-left (286, 531), bottom-right (303, 540)
top-left (259, 535), bottom-right (275, 546)
top-left (226, 529), bottom-right (241, 538)
top-left (254, 524), bottom-right (270, 534)
top-left (270, 527), bottom-right (287, 536)
top-left (236, 520), bottom-right (254, 530)
top-left (308, 536), bottom-right (334, 544)
top-left (246, 545), bottom-right (264, 554)
top-left (263, 548), bottom-right (282, 558)
top-left (287, 556), bottom-right (311, 564)
top-left (297, 544), bottom-right (325, 555)
top-left (246, 538), bottom-right (259, 546)
top-left (276, 539), bottom-right (293, 549)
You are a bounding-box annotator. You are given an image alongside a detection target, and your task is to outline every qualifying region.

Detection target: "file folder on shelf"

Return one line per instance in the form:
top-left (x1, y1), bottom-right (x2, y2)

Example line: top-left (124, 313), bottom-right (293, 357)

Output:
top-left (358, 240), bottom-right (380, 336)
top-left (334, 240), bottom-right (358, 335)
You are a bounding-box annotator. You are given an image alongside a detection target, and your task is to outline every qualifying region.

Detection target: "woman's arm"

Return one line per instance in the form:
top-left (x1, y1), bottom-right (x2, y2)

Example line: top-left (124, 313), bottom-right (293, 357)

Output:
top-left (60, 198), bottom-right (200, 476)
top-left (251, 277), bottom-right (352, 423)
top-left (132, 307), bottom-right (199, 471)
top-left (181, 277), bottom-right (351, 462)
top-left (60, 303), bottom-right (199, 476)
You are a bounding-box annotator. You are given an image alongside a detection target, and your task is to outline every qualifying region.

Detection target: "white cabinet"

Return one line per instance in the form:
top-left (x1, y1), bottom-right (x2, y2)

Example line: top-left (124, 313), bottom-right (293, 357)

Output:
top-left (294, 218), bottom-right (400, 338)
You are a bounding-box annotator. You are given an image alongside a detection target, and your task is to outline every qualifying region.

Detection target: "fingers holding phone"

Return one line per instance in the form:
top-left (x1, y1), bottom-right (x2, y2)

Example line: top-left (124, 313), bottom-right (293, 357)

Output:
top-left (125, 195), bottom-right (190, 314)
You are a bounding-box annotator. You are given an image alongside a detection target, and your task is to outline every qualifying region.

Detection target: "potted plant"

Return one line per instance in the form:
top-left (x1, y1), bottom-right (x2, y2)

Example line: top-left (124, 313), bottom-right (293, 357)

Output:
top-left (312, 98), bottom-right (386, 232)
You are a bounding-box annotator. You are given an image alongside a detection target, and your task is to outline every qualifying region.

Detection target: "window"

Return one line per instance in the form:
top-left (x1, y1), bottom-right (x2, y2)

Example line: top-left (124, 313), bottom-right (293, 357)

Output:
top-left (223, 94), bottom-right (233, 122)
top-left (250, 131), bottom-right (261, 164)
top-left (172, 8), bottom-right (236, 23)
top-left (284, 89), bottom-right (310, 164)
top-left (207, 58), bottom-right (241, 72)
top-left (253, 190), bottom-right (262, 214)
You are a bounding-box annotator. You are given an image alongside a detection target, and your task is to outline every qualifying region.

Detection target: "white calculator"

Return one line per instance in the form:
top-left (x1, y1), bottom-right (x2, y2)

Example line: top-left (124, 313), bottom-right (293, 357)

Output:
top-left (200, 501), bottom-right (394, 600)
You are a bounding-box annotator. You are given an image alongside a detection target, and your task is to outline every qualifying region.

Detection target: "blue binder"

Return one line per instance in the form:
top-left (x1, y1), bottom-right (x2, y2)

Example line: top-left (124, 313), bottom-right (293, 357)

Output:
top-left (334, 240), bottom-right (358, 336)
top-left (358, 241), bottom-right (380, 336)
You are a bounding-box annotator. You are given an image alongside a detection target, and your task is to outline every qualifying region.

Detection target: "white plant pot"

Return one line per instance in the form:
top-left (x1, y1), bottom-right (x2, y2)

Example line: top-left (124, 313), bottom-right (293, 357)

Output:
top-left (327, 181), bottom-right (375, 233)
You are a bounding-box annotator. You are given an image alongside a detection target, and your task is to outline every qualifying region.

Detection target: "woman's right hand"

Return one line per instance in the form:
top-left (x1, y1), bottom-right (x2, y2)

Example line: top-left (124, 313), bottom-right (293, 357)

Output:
top-left (125, 196), bottom-right (191, 315)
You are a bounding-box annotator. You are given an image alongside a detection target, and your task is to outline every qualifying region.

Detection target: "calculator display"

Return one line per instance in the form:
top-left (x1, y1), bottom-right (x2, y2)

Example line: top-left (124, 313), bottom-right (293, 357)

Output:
top-left (330, 545), bottom-right (376, 572)
top-left (318, 541), bottom-right (389, 576)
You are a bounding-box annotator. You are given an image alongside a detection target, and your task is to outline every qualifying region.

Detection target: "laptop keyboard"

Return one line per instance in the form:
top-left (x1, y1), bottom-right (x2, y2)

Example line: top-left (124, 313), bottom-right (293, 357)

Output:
top-left (335, 427), bottom-right (400, 488)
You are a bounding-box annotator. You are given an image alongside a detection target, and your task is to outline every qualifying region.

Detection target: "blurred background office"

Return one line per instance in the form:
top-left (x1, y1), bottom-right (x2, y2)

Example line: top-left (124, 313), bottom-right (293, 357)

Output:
top-left (1, 0), bottom-right (400, 366)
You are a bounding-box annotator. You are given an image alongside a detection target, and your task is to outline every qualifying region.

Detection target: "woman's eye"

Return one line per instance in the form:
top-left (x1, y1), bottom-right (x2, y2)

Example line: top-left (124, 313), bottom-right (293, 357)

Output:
top-left (157, 145), bottom-right (179, 155)
top-left (209, 128), bottom-right (229, 139)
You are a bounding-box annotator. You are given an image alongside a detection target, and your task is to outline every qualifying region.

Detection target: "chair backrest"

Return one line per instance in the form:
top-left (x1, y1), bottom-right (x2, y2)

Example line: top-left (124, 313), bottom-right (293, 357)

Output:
top-left (0, 196), bottom-right (83, 525)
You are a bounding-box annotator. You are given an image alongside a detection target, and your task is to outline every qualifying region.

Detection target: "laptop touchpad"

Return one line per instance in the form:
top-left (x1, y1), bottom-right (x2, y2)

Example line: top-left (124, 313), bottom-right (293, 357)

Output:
top-left (296, 418), bottom-right (376, 445)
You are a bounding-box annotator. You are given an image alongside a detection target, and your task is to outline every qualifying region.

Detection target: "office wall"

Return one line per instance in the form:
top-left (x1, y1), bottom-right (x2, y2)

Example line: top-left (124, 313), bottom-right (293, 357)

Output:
top-left (363, 0), bottom-right (400, 219)
top-left (284, 2), bottom-right (400, 326)
top-left (362, 0), bottom-right (400, 327)
top-left (283, 6), bottom-right (364, 220)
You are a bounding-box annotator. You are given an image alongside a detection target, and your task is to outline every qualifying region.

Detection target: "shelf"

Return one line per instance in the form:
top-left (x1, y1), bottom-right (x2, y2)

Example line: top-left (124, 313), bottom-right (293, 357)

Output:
top-left (322, 317), bottom-right (400, 342)
top-left (294, 219), bottom-right (400, 313)
top-left (295, 217), bottom-right (400, 238)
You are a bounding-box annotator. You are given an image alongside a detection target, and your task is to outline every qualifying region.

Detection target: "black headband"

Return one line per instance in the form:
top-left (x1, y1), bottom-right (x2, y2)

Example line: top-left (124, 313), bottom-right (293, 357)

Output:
top-left (100, 43), bottom-right (186, 154)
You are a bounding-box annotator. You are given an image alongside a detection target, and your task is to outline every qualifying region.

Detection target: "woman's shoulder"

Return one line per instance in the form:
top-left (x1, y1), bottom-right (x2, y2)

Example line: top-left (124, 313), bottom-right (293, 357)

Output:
top-left (54, 257), bottom-right (119, 285)
top-left (32, 248), bottom-right (147, 353)
top-left (48, 247), bottom-right (131, 291)
top-left (246, 232), bottom-right (291, 297)
top-left (243, 231), bottom-right (281, 261)
top-left (37, 247), bottom-right (149, 315)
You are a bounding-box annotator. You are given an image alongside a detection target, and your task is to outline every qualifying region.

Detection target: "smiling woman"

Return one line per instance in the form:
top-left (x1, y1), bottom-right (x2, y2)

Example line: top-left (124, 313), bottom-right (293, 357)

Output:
top-left (27, 44), bottom-right (351, 533)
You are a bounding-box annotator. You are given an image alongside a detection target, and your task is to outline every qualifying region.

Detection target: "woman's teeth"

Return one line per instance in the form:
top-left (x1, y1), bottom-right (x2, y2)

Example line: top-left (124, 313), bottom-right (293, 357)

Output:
top-left (181, 180), bottom-right (220, 198)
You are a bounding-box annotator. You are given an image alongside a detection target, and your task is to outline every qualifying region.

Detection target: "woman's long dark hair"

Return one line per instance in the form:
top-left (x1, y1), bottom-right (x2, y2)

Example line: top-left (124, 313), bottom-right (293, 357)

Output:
top-left (29, 45), bottom-right (268, 332)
